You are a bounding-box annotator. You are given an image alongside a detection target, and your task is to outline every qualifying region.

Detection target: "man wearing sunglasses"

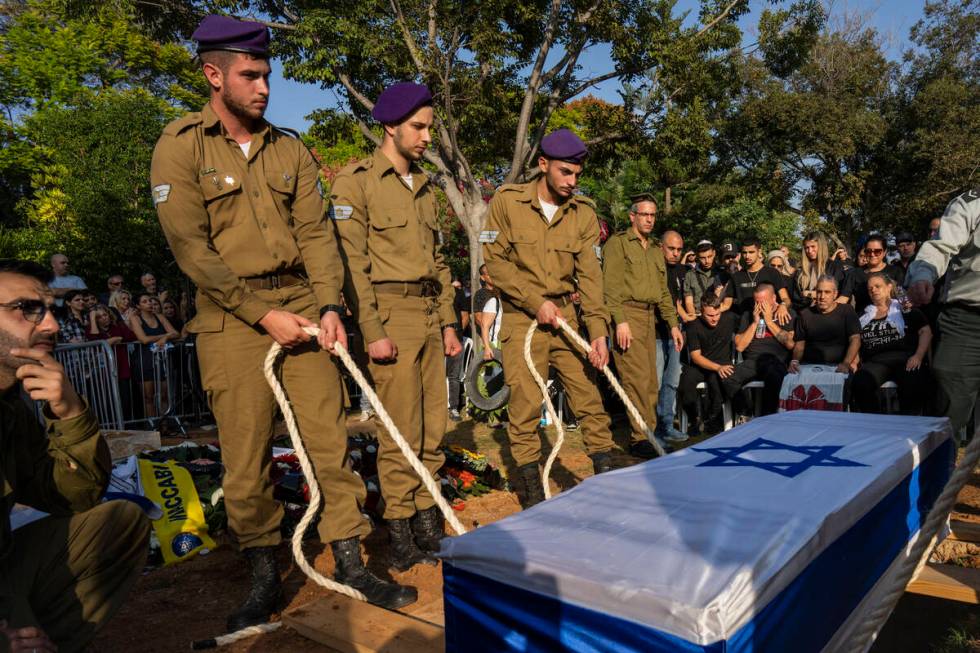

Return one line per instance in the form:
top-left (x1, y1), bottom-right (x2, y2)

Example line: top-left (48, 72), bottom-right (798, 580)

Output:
top-left (0, 259), bottom-right (150, 653)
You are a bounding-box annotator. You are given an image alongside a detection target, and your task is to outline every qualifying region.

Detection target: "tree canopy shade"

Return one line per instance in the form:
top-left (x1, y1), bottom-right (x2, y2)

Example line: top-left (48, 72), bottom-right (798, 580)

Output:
top-left (229, 0), bottom-right (823, 291)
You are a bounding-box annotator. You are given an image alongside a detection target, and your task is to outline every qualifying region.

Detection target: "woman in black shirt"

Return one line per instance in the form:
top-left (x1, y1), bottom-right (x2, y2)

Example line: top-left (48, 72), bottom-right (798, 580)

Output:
top-left (792, 231), bottom-right (853, 311)
top-left (851, 272), bottom-right (932, 414)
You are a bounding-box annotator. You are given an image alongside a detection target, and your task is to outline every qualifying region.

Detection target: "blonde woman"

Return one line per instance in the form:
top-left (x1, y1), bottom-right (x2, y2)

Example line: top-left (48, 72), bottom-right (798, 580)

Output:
top-left (108, 289), bottom-right (137, 323)
top-left (792, 231), bottom-right (852, 310)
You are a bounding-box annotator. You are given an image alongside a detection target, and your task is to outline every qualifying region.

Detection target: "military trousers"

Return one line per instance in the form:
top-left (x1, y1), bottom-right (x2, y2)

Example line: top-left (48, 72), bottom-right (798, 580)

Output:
top-left (933, 304), bottom-right (980, 433)
top-left (612, 304), bottom-right (660, 444)
top-left (368, 294), bottom-right (447, 520)
top-left (2, 501), bottom-right (149, 653)
top-left (500, 304), bottom-right (614, 467)
top-left (196, 284), bottom-right (369, 549)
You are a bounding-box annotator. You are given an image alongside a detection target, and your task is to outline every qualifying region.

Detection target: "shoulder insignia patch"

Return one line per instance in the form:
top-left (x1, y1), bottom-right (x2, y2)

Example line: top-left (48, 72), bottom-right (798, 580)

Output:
top-left (478, 230), bottom-right (499, 244)
top-left (162, 113), bottom-right (202, 137)
top-left (962, 187), bottom-right (980, 204)
top-left (329, 204), bottom-right (354, 221)
top-left (594, 245), bottom-right (602, 260)
top-left (152, 184), bottom-right (171, 205)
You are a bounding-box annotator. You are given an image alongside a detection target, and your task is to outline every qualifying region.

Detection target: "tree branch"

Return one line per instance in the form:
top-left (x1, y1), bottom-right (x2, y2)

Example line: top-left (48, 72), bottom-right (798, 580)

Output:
top-left (694, 0), bottom-right (743, 38)
top-left (507, 0), bottom-right (562, 179)
top-left (390, 0), bottom-right (426, 73)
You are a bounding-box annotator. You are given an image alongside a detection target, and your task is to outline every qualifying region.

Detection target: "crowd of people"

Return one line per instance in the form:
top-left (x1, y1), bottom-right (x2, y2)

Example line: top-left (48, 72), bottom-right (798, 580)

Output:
top-left (47, 253), bottom-right (191, 424)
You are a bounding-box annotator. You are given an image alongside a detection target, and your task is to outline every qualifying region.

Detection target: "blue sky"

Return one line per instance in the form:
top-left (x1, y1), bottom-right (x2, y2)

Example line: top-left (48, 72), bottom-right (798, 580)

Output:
top-left (264, 0), bottom-right (930, 131)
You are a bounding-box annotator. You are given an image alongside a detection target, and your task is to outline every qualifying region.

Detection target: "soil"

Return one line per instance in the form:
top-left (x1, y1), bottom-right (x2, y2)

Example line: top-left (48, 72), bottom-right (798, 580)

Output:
top-left (94, 416), bottom-right (980, 653)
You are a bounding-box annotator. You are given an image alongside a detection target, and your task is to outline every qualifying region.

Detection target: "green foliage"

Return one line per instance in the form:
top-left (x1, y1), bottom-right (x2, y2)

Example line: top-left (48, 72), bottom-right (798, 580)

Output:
top-left (11, 89), bottom-right (172, 283)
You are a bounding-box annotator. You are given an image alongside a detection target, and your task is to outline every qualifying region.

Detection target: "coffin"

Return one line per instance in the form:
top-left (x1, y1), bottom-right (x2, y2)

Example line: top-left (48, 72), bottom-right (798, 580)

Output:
top-left (441, 411), bottom-right (954, 653)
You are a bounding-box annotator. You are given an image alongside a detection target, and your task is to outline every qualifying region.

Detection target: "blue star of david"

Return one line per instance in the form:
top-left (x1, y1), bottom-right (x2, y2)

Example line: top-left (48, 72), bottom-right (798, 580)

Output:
top-left (692, 437), bottom-right (868, 478)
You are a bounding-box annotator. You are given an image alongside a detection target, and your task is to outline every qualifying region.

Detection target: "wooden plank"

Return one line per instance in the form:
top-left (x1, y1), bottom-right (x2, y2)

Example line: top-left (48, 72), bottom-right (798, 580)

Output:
top-left (283, 594), bottom-right (444, 653)
top-left (906, 563), bottom-right (980, 604)
top-left (949, 519), bottom-right (980, 544)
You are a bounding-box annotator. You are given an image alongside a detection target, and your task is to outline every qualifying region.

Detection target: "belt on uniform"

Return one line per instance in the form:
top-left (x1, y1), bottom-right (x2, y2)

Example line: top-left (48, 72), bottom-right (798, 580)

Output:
top-left (243, 269), bottom-right (307, 290)
top-left (502, 293), bottom-right (574, 315)
top-left (622, 300), bottom-right (653, 309)
top-left (374, 281), bottom-right (440, 297)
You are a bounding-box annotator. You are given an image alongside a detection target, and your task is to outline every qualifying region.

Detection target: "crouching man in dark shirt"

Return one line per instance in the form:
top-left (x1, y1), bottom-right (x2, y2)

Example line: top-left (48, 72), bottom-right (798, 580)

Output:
top-left (678, 295), bottom-right (737, 435)
top-left (723, 283), bottom-right (796, 416)
top-left (0, 260), bottom-right (149, 653)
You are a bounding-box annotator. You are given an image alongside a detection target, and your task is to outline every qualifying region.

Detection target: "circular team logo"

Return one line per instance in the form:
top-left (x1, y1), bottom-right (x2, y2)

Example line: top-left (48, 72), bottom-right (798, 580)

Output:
top-left (172, 532), bottom-right (204, 557)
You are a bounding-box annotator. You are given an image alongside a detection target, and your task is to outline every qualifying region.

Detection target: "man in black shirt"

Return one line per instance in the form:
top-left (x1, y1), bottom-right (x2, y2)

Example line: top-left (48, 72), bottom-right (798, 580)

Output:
top-left (678, 295), bottom-right (737, 435)
top-left (791, 275), bottom-right (861, 372)
top-left (730, 236), bottom-right (792, 318)
top-left (722, 283), bottom-right (796, 416)
top-left (446, 279), bottom-right (470, 421)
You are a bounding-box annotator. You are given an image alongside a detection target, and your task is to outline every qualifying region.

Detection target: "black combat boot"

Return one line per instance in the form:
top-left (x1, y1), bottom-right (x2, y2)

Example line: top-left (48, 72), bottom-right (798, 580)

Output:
top-left (589, 450), bottom-right (615, 475)
top-left (331, 537), bottom-right (418, 610)
top-left (411, 505), bottom-right (446, 554)
top-left (518, 462), bottom-right (545, 508)
top-left (387, 518), bottom-right (438, 572)
top-left (226, 546), bottom-right (282, 632)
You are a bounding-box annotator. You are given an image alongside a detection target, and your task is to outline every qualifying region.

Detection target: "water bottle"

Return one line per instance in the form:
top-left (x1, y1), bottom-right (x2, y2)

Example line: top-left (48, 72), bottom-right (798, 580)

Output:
top-left (755, 317), bottom-right (767, 338)
top-left (895, 287), bottom-right (912, 314)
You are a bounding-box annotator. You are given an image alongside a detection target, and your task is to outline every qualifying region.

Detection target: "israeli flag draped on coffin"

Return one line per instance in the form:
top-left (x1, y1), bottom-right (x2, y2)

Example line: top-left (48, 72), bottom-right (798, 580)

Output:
top-left (440, 411), bottom-right (954, 653)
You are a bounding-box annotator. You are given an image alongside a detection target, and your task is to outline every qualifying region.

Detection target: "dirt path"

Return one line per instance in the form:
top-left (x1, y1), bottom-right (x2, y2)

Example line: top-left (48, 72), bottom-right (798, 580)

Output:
top-left (95, 417), bottom-right (980, 652)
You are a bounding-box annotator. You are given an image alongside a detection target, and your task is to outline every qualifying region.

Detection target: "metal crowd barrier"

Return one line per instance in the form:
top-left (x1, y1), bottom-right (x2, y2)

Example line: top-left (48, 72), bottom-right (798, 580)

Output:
top-left (45, 339), bottom-right (212, 433)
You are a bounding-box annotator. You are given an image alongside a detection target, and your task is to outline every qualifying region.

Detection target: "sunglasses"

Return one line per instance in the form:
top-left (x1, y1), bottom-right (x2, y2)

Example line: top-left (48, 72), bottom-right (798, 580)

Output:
top-left (0, 299), bottom-right (50, 324)
top-left (866, 248), bottom-right (884, 255)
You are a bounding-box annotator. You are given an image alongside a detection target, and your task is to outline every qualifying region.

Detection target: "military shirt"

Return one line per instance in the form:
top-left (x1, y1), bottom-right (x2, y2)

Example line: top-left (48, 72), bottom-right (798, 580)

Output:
top-left (329, 149), bottom-right (455, 344)
top-left (1, 393), bottom-right (108, 565)
top-left (150, 103), bottom-right (342, 328)
top-left (482, 180), bottom-right (609, 341)
top-left (602, 230), bottom-right (678, 328)
top-left (907, 187), bottom-right (980, 308)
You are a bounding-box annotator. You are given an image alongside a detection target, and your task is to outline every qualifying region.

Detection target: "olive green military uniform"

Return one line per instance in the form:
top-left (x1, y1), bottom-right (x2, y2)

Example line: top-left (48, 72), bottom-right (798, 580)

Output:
top-left (602, 230), bottom-right (679, 444)
top-left (150, 103), bottom-right (369, 549)
top-left (329, 149), bottom-right (455, 520)
top-left (482, 181), bottom-right (614, 467)
top-left (1, 395), bottom-right (149, 653)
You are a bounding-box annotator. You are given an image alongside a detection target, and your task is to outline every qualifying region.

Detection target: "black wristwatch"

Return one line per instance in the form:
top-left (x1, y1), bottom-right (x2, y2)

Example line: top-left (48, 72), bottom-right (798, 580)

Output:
top-left (319, 304), bottom-right (345, 318)
top-left (442, 322), bottom-right (459, 332)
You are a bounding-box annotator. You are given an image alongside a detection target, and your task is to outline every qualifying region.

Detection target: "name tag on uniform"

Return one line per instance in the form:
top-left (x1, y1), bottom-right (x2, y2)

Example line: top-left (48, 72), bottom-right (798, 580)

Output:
top-left (152, 184), bottom-right (171, 205)
top-left (330, 205), bottom-right (353, 220)
top-left (479, 230), bottom-right (498, 244)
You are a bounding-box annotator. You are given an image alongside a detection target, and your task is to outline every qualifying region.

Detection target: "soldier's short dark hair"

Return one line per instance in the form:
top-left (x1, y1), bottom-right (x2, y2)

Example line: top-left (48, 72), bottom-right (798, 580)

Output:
top-left (741, 235), bottom-right (762, 250)
top-left (701, 293), bottom-right (723, 310)
top-left (200, 49), bottom-right (263, 73)
top-left (0, 259), bottom-right (52, 285)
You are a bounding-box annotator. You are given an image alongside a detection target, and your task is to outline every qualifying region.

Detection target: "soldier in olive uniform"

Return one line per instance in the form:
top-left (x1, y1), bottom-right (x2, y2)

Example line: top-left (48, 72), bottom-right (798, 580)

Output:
top-left (482, 129), bottom-right (616, 508)
top-left (0, 260), bottom-right (149, 653)
top-left (602, 195), bottom-right (684, 459)
top-left (150, 16), bottom-right (415, 631)
top-left (330, 83), bottom-right (462, 571)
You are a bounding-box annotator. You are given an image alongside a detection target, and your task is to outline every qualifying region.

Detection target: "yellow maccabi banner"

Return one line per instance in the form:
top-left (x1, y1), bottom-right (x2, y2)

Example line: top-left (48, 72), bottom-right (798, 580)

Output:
top-left (138, 458), bottom-right (216, 565)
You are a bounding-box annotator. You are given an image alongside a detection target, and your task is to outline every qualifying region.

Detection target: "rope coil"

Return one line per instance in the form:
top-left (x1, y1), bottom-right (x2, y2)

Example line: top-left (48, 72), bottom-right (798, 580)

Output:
top-left (262, 326), bottom-right (467, 603)
top-left (523, 318), bottom-right (667, 499)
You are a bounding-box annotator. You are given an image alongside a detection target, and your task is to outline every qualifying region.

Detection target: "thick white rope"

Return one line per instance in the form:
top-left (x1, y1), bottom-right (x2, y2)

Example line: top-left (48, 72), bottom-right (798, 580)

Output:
top-left (191, 622), bottom-right (282, 649)
top-left (846, 427), bottom-right (980, 652)
top-left (524, 318), bottom-right (667, 499)
top-left (261, 326), bottom-right (468, 605)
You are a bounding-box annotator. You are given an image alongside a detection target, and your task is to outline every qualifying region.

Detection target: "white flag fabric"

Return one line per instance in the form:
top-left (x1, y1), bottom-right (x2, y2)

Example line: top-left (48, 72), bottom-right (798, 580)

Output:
top-left (440, 411), bottom-right (953, 653)
top-left (778, 364), bottom-right (849, 412)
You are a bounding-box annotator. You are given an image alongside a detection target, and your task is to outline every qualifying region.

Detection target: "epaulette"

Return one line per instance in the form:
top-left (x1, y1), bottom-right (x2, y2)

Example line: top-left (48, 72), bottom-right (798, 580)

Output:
top-left (574, 195), bottom-right (596, 209)
top-left (162, 112), bottom-right (203, 137)
top-left (496, 183), bottom-right (525, 194)
top-left (272, 124), bottom-right (302, 139)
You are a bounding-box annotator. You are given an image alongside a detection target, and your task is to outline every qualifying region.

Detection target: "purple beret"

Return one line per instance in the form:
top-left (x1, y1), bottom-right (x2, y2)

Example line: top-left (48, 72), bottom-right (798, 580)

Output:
top-left (540, 128), bottom-right (588, 163)
top-left (192, 15), bottom-right (270, 56)
top-left (372, 82), bottom-right (432, 124)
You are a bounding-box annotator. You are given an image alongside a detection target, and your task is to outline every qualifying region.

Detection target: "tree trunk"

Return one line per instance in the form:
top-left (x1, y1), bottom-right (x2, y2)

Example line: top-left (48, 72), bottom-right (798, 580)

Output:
top-left (664, 186), bottom-right (672, 213)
